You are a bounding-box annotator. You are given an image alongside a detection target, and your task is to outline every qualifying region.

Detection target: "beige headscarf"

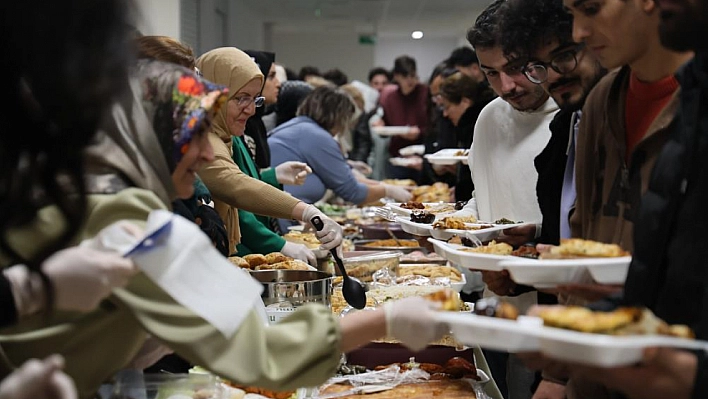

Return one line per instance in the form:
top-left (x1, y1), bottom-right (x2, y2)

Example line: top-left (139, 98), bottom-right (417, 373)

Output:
top-left (196, 47), bottom-right (263, 141)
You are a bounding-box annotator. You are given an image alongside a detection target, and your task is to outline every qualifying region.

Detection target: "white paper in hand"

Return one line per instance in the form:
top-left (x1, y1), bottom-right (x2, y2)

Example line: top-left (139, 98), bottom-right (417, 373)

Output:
top-left (129, 210), bottom-right (264, 338)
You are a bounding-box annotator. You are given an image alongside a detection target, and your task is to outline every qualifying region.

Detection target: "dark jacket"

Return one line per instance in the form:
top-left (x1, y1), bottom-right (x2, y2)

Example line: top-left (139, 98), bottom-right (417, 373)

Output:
top-left (535, 109), bottom-right (574, 245)
top-left (621, 54), bottom-right (708, 399)
top-left (421, 110), bottom-right (457, 186)
top-left (349, 110), bottom-right (374, 163)
top-left (454, 102), bottom-right (486, 201)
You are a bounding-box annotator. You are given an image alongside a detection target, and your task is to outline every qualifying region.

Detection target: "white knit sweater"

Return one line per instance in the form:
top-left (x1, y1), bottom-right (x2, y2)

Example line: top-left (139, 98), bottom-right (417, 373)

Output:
top-left (465, 96), bottom-right (558, 224)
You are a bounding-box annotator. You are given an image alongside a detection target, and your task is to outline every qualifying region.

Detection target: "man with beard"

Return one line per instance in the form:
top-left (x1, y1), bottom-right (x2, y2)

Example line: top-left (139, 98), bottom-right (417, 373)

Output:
top-left (544, 1), bottom-right (708, 399)
top-left (460, 1), bottom-right (559, 397)
top-left (499, 0), bottom-right (606, 248)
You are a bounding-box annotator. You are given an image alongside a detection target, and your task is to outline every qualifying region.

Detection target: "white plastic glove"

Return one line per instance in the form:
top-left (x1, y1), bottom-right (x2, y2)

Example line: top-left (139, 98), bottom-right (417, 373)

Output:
top-left (281, 241), bottom-right (317, 265)
top-left (275, 161), bottom-right (312, 185)
top-left (41, 246), bottom-right (137, 312)
top-left (347, 160), bottom-right (373, 176)
top-left (383, 296), bottom-right (449, 352)
top-left (383, 184), bottom-right (413, 202)
top-left (301, 205), bottom-right (344, 251)
top-left (0, 355), bottom-right (77, 399)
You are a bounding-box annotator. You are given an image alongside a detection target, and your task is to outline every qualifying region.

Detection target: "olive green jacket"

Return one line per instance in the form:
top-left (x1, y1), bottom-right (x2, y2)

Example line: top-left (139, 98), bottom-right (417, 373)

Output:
top-left (0, 188), bottom-right (340, 399)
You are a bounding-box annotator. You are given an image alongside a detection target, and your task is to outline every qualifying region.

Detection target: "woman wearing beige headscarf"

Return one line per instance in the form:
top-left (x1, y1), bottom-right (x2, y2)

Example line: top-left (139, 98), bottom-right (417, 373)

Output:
top-left (195, 47), bottom-right (341, 255)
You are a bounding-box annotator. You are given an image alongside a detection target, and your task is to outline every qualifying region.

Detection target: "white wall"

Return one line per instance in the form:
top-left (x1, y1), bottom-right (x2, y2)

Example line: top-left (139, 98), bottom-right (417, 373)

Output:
top-left (134, 0), bottom-right (180, 38)
top-left (272, 30), bottom-right (375, 83)
top-left (374, 36), bottom-right (460, 83)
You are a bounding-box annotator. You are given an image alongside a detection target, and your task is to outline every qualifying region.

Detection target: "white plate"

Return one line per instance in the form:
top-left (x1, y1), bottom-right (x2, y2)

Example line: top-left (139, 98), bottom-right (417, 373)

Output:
top-left (386, 202), bottom-right (456, 217)
top-left (428, 238), bottom-right (510, 272)
top-left (372, 126), bottom-right (410, 136)
top-left (435, 312), bottom-right (543, 352)
top-left (399, 144), bottom-right (426, 156)
top-left (389, 157), bottom-right (421, 167)
top-left (424, 148), bottom-right (469, 165)
top-left (586, 257), bottom-right (632, 284)
top-left (538, 327), bottom-right (708, 367)
top-left (499, 256), bottom-right (632, 288)
top-left (397, 217), bottom-right (434, 236)
top-left (429, 223), bottom-right (527, 241)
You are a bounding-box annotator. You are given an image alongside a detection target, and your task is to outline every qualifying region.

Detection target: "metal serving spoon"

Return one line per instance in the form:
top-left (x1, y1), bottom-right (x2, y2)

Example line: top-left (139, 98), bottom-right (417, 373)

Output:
top-left (311, 216), bottom-right (367, 309)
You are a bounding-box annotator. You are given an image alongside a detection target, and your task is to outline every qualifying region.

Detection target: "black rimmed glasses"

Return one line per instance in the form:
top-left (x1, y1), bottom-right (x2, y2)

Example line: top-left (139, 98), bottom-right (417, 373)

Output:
top-left (523, 43), bottom-right (586, 84)
top-left (232, 95), bottom-right (265, 108)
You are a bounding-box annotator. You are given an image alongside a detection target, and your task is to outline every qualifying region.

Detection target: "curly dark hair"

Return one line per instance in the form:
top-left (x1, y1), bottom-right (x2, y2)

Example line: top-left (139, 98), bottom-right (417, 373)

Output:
top-left (0, 0), bottom-right (132, 304)
top-left (466, 0), bottom-right (507, 49)
top-left (499, 0), bottom-right (574, 58)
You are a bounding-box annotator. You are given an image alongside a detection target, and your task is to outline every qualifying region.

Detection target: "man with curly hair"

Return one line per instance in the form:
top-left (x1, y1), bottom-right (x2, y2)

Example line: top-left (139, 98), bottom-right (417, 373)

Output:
top-left (463, 1), bottom-right (559, 397)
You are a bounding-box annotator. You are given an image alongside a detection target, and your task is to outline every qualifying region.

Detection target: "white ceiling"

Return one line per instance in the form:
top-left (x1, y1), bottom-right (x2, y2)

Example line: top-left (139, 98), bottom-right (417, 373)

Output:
top-left (241, 0), bottom-right (492, 38)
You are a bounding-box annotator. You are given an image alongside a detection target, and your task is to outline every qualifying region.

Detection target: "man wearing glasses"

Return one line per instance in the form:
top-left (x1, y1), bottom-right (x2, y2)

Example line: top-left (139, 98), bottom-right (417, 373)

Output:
top-left (461, 1), bottom-right (559, 398)
top-left (498, 0), bottom-right (606, 250)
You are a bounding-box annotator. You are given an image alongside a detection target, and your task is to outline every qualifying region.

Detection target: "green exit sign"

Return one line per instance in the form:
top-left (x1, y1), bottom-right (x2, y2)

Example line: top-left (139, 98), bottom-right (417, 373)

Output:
top-left (358, 35), bottom-right (376, 45)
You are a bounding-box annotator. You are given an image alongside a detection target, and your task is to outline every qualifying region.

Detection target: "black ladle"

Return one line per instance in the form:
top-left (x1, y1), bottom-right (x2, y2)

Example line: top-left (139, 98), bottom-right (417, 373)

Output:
top-left (310, 216), bottom-right (367, 309)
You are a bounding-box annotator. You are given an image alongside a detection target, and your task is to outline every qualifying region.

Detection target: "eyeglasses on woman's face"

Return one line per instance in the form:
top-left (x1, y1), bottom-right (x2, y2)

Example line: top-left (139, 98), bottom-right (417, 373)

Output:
top-left (231, 95), bottom-right (265, 108)
top-left (523, 43), bottom-right (586, 84)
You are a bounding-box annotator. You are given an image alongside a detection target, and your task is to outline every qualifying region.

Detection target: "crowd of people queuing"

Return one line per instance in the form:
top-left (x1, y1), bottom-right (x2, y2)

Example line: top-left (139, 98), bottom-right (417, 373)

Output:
top-left (0, 0), bottom-right (707, 398)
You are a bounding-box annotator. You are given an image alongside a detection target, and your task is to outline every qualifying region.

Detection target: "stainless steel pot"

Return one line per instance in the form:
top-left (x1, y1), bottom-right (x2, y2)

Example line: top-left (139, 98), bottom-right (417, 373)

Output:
top-left (249, 270), bottom-right (333, 307)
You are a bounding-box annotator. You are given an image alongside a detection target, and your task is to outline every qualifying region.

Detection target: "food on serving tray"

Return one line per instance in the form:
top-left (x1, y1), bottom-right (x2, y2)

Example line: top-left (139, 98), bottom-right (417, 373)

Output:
top-left (410, 210), bottom-right (435, 224)
top-left (242, 254), bottom-right (268, 268)
top-left (460, 240), bottom-right (514, 255)
top-left (433, 217), bottom-right (469, 230)
top-left (264, 252), bottom-right (289, 264)
top-left (398, 265), bottom-right (462, 282)
top-left (223, 382), bottom-right (294, 399)
top-left (474, 297), bottom-right (519, 320)
top-left (318, 380), bottom-right (477, 399)
top-left (511, 245), bottom-right (540, 259)
top-left (342, 253), bottom-right (399, 282)
top-left (254, 260), bottom-right (310, 271)
top-left (538, 306), bottom-right (694, 337)
top-left (453, 149), bottom-right (470, 157)
top-left (282, 231), bottom-right (321, 249)
top-left (228, 256), bottom-right (250, 269)
top-left (363, 239), bottom-right (419, 248)
top-left (383, 178), bottom-right (417, 187)
top-left (373, 357), bottom-right (479, 380)
top-left (400, 201), bottom-right (425, 210)
top-left (399, 250), bottom-right (446, 263)
top-left (411, 182), bottom-right (450, 203)
top-left (454, 200), bottom-right (468, 210)
top-left (424, 288), bottom-right (463, 311)
top-left (541, 238), bottom-right (630, 259)
top-left (494, 217), bottom-right (519, 224)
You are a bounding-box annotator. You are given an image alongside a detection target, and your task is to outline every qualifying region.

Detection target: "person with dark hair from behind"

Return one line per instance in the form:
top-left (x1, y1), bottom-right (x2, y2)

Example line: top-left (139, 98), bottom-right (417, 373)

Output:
top-left (368, 67), bottom-right (391, 92)
top-left (0, 0), bottom-right (138, 397)
top-left (438, 72), bottom-right (495, 202)
top-left (275, 80), bottom-right (314, 127)
top-left (323, 68), bottom-right (349, 86)
top-left (446, 46), bottom-right (486, 84)
top-left (377, 55), bottom-right (429, 182)
top-left (298, 65), bottom-right (321, 82)
top-left (242, 50), bottom-right (281, 169)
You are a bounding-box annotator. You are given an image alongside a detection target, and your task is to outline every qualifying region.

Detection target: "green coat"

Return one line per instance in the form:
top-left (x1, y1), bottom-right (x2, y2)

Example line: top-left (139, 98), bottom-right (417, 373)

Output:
top-left (0, 188), bottom-right (340, 399)
top-left (231, 136), bottom-right (286, 256)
